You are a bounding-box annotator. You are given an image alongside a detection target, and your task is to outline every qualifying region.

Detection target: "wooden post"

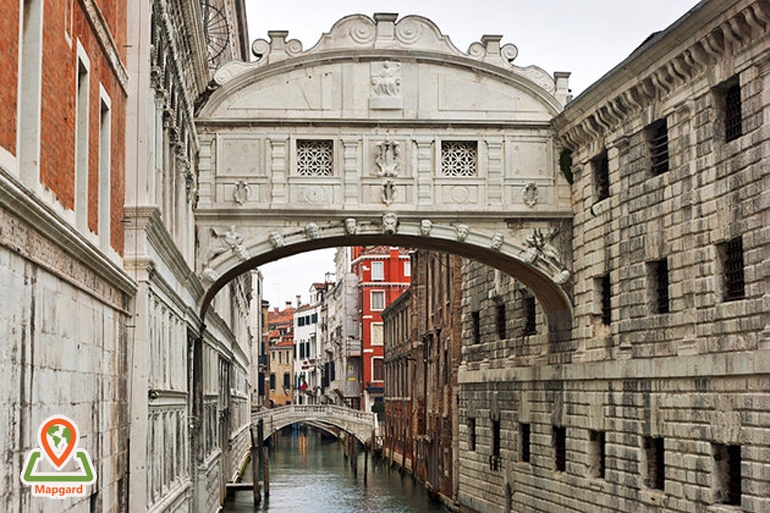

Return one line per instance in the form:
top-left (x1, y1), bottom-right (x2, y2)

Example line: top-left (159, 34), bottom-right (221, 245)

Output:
top-left (250, 426), bottom-right (261, 505)
top-left (262, 444), bottom-right (270, 499)
top-left (363, 441), bottom-right (369, 485)
top-left (351, 438), bottom-right (358, 477)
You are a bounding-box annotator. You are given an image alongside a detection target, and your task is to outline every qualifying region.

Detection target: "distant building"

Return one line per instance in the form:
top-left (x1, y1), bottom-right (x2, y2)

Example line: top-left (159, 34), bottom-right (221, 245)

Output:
top-left (351, 246), bottom-right (411, 413)
top-left (383, 250), bottom-right (463, 507)
top-left (266, 303), bottom-right (296, 407)
top-left (294, 282), bottom-right (330, 404)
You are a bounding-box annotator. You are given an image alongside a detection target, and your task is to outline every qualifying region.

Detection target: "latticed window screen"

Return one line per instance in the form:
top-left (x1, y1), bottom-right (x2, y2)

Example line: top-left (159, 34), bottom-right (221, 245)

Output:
top-left (724, 83), bottom-right (742, 142)
top-left (441, 141), bottom-right (477, 176)
top-left (647, 119), bottom-right (669, 176)
top-left (296, 140), bottom-right (333, 176)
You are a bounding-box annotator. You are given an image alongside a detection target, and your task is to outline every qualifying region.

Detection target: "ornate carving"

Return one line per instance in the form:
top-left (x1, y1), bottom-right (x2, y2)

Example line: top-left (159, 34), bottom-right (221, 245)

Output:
top-left (371, 61), bottom-right (402, 97)
top-left (553, 269), bottom-right (571, 285)
top-left (381, 180), bottom-right (397, 205)
top-left (419, 219), bottom-right (433, 236)
top-left (441, 141), bottom-right (477, 176)
top-left (525, 228), bottom-right (560, 262)
top-left (208, 226), bottom-right (248, 263)
top-left (455, 224), bottom-right (469, 242)
top-left (268, 232), bottom-right (285, 248)
top-left (382, 213), bottom-right (398, 234)
top-left (233, 180), bottom-right (251, 205)
top-left (490, 232), bottom-right (504, 251)
top-left (375, 140), bottom-right (399, 177)
top-left (201, 267), bottom-right (219, 283)
top-left (522, 182), bottom-right (538, 207)
top-left (305, 223), bottom-right (320, 240)
top-left (297, 140), bottom-right (333, 176)
top-left (344, 218), bottom-right (358, 235)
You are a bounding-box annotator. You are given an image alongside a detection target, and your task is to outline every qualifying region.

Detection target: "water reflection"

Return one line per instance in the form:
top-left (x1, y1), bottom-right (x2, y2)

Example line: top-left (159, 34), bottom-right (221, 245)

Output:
top-left (224, 427), bottom-right (444, 512)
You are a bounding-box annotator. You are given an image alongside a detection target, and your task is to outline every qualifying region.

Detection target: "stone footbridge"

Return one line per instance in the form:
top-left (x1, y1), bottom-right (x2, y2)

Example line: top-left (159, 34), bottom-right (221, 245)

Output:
top-left (252, 404), bottom-right (376, 444)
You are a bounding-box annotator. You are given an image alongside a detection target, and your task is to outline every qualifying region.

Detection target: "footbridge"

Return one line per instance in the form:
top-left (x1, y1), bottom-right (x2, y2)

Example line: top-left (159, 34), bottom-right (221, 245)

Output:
top-left (252, 404), bottom-right (376, 444)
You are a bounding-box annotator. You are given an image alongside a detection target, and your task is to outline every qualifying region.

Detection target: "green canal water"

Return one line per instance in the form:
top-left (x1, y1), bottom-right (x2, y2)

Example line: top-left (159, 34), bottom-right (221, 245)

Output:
top-left (223, 428), bottom-right (445, 512)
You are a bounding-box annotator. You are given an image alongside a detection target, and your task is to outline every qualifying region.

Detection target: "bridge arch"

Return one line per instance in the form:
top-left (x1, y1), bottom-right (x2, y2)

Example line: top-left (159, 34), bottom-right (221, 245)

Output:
top-left (194, 12), bottom-right (575, 332)
top-left (253, 404), bottom-right (377, 445)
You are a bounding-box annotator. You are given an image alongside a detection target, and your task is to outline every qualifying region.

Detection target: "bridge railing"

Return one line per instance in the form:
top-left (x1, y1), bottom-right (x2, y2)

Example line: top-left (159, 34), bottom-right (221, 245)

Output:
top-left (252, 404), bottom-right (375, 425)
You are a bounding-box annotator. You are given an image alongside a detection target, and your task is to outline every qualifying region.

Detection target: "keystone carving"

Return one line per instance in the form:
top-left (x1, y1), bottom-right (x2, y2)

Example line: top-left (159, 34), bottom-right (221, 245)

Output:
top-left (269, 231), bottom-right (285, 248)
top-left (455, 224), bottom-right (469, 242)
top-left (382, 213), bottom-right (398, 234)
top-left (344, 218), bottom-right (358, 235)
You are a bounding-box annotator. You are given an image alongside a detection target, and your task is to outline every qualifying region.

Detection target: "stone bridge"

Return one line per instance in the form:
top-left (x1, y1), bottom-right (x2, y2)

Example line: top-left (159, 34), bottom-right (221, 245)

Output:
top-left (252, 404), bottom-right (376, 444)
top-left (194, 13), bottom-right (575, 335)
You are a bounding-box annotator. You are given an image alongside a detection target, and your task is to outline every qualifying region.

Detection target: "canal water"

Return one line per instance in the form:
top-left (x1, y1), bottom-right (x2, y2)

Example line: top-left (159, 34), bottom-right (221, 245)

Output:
top-left (223, 427), bottom-right (445, 512)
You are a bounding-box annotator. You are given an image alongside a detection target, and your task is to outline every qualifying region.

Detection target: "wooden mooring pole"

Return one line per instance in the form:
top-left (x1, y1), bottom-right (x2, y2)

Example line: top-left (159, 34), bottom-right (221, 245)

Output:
top-left (258, 419), bottom-right (269, 499)
top-left (250, 425), bottom-right (261, 505)
top-left (363, 440), bottom-right (369, 485)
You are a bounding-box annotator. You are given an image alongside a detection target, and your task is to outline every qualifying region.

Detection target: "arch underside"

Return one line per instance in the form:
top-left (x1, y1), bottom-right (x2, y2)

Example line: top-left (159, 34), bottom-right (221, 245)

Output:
top-left (259, 414), bottom-right (374, 444)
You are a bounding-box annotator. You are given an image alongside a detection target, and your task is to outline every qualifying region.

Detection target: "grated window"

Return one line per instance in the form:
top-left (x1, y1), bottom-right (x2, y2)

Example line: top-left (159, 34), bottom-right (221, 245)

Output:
top-left (520, 423), bottom-right (531, 463)
top-left (296, 140), bottom-right (333, 176)
top-left (441, 141), bottom-right (477, 176)
top-left (553, 426), bottom-right (567, 472)
top-left (647, 119), bottom-right (669, 176)
top-left (653, 259), bottom-right (670, 314)
top-left (593, 150), bottom-right (610, 200)
top-left (523, 296), bottom-right (537, 335)
top-left (496, 303), bottom-right (506, 339)
top-left (724, 83), bottom-right (742, 142)
top-left (722, 237), bottom-right (745, 301)
top-left (601, 274), bottom-right (612, 326)
top-left (644, 436), bottom-right (665, 490)
top-left (471, 311), bottom-right (481, 344)
top-left (713, 443), bottom-right (741, 506)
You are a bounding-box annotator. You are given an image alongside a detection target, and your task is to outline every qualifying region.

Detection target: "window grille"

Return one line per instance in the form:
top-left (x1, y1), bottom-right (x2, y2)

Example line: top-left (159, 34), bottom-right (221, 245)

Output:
top-left (471, 311), bottom-right (481, 344)
top-left (593, 150), bottom-right (610, 200)
top-left (441, 141), bottom-right (477, 176)
top-left (296, 140), bottom-right (333, 176)
top-left (722, 237), bottom-right (745, 301)
top-left (724, 83), bottom-right (742, 142)
top-left (490, 419), bottom-right (502, 471)
top-left (653, 259), bottom-right (670, 314)
top-left (647, 119), bottom-right (669, 176)
top-left (553, 426), bottom-right (567, 472)
top-left (523, 296), bottom-right (537, 335)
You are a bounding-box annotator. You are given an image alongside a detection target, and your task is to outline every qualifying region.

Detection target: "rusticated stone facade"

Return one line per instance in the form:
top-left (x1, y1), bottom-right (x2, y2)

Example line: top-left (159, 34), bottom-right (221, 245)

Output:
top-left (457, 0), bottom-right (770, 511)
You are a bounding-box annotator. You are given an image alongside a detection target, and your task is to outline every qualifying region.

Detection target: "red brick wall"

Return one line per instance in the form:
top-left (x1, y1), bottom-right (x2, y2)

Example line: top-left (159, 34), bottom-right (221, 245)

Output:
top-left (38, 0), bottom-right (126, 254)
top-left (0, 2), bottom-right (19, 155)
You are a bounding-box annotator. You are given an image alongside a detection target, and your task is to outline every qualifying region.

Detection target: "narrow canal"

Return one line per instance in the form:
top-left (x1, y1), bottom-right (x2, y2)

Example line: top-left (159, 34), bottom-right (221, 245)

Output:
top-left (223, 427), bottom-right (445, 512)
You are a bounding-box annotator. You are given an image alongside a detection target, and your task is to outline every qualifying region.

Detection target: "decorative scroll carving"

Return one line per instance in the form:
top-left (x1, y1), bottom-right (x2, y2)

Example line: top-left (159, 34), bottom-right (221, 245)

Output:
top-left (344, 218), bottom-right (358, 235)
top-left (455, 224), bottom-right (469, 242)
top-left (382, 213), bottom-right (398, 234)
top-left (381, 180), bottom-right (397, 205)
top-left (233, 180), bottom-right (251, 205)
top-left (375, 140), bottom-right (399, 177)
top-left (297, 140), bottom-right (333, 176)
top-left (419, 219), bottom-right (433, 236)
top-left (201, 267), bottom-right (219, 283)
top-left (522, 182), bottom-right (538, 207)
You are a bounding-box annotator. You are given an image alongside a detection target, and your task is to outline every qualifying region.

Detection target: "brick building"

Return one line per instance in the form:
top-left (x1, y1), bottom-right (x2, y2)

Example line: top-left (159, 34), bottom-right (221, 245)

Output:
top-left (266, 303), bottom-right (296, 407)
top-left (383, 250), bottom-right (464, 507)
top-left (351, 246), bottom-right (411, 413)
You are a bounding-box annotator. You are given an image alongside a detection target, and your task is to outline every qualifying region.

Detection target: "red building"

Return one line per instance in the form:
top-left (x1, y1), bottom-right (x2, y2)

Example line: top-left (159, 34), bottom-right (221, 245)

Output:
top-left (350, 246), bottom-right (411, 413)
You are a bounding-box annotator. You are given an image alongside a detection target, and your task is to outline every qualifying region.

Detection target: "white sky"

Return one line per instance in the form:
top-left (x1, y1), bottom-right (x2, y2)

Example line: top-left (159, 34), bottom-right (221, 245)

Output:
top-left (243, 0), bottom-right (702, 308)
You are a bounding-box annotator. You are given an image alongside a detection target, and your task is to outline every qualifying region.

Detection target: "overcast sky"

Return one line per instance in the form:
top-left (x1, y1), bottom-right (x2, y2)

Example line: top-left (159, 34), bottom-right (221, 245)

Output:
top-left (243, 0), bottom-right (702, 308)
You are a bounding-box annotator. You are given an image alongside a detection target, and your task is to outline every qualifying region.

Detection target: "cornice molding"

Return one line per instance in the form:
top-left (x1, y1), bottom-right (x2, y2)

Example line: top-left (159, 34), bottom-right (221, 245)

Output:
top-left (554, 0), bottom-right (770, 150)
top-left (78, 0), bottom-right (129, 91)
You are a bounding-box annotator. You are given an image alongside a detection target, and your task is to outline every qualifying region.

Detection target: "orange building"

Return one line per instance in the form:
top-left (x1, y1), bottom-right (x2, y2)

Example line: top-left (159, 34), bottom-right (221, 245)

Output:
top-left (265, 303), bottom-right (296, 406)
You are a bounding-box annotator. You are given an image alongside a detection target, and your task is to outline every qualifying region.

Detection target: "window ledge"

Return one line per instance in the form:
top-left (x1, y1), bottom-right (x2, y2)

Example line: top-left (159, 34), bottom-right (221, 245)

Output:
top-left (640, 489), bottom-right (667, 507)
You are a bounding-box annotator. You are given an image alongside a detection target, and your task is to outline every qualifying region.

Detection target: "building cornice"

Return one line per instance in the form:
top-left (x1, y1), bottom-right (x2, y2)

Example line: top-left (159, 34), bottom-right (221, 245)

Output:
top-left (553, 0), bottom-right (770, 149)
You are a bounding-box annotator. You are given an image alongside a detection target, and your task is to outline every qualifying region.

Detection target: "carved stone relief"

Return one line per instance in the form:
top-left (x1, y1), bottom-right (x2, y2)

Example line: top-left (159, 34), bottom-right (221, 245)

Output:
top-left (268, 231), bottom-right (285, 248)
top-left (305, 223), bottom-right (320, 240)
top-left (420, 219), bottom-right (433, 236)
top-left (233, 180), bottom-right (251, 204)
top-left (490, 232), bottom-right (504, 251)
top-left (455, 224), bottom-right (469, 242)
top-left (522, 182), bottom-right (538, 207)
top-left (344, 218), bottom-right (358, 235)
top-left (371, 61), bottom-right (401, 97)
top-left (382, 213), bottom-right (398, 234)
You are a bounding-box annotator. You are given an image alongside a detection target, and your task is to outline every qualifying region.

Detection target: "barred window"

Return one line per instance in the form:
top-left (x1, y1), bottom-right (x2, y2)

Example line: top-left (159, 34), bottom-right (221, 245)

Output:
top-left (471, 311), bottom-right (481, 344)
top-left (589, 430), bottom-right (606, 479)
top-left (553, 426), bottom-right (567, 472)
top-left (441, 141), bottom-right (477, 176)
top-left (720, 237), bottom-right (745, 301)
top-left (519, 423), bottom-right (531, 463)
top-left (496, 303), bottom-right (506, 339)
top-left (592, 150), bottom-right (610, 200)
top-left (523, 296), bottom-right (537, 335)
top-left (650, 258), bottom-right (670, 314)
top-left (296, 139), bottom-right (333, 176)
top-left (713, 443), bottom-right (741, 505)
top-left (724, 82), bottom-right (742, 142)
top-left (646, 119), bottom-right (669, 176)
top-left (600, 274), bottom-right (611, 326)
top-left (643, 436), bottom-right (665, 490)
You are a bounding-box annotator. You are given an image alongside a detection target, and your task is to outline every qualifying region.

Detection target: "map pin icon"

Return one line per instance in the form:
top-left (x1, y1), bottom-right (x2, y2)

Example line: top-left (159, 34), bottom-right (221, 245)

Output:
top-left (39, 415), bottom-right (78, 470)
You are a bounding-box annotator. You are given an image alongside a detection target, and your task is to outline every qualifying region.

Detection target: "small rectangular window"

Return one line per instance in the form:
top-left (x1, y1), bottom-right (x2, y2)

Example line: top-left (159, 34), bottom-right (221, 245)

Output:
top-left (283, 372), bottom-right (290, 389)
top-left (643, 436), bottom-right (665, 490)
top-left (589, 430), bottom-right (606, 479)
top-left (720, 237), bottom-right (745, 301)
top-left (371, 290), bottom-right (385, 311)
top-left (519, 423), bottom-right (531, 463)
top-left (592, 150), bottom-right (610, 200)
top-left (600, 274), bottom-right (611, 326)
top-left (496, 303), bottom-right (506, 339)
top-left (647, 119), bottom-right (669, 176)
top-left (723, 80), bottom-right (742, 142)
top-left (713, 443), bottom-right (741, 505)
top-left (650, 258), bottom-right (670, 314)
top-left (372, 358), bottom-right (384, 381)
top-left (523, 296), bottom-right (537, 335)
top-left (491, 419), bottom-right (501, 471)
top-left (404, 260), bottom-right (411, 277)
top-left (371, 261), bottom-right (384, 281)
top-left (553, 426), bottom-right (567, 472)
top-left (468, 418), bottom-right (476, 451)
top-left (269, 373), bottom-right (276, 390)
top-left (471, 311), bottom-right (481, 344)
top-left (371, 323), bottom-right (384, 346)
